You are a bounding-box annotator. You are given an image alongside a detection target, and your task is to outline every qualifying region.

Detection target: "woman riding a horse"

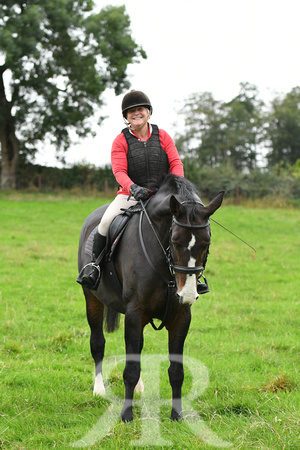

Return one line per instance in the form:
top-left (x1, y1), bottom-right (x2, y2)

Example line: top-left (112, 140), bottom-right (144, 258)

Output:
top-left (76, 91), bottom-right (224, 423)
top-left (77, 89), bottom-right (184, 290)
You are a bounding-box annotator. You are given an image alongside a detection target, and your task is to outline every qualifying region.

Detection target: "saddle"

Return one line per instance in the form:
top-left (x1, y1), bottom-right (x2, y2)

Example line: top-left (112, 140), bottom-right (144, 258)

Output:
top-left (85, 204), bottom-right (142, 299)
top-left (108, 203), bottom-right (143, 253)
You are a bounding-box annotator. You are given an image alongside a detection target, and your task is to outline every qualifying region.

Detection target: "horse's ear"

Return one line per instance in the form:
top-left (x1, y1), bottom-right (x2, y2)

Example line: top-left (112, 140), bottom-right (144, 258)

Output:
top-left (205, 191), bottom-right (225, 217)
top-left (170, 195), bottom-right (181, 216)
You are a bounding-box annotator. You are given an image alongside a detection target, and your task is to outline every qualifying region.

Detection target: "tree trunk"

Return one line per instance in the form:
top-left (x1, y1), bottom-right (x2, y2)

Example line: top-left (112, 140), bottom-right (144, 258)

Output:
top-left (0, 123), bottom-right (19, 190)
top-left (0, 65), bottom-right (19, 190)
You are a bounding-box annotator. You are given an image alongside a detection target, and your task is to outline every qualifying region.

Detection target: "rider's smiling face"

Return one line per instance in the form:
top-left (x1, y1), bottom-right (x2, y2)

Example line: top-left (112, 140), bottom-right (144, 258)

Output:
top-left (126, 106), bottom-right (150, 130)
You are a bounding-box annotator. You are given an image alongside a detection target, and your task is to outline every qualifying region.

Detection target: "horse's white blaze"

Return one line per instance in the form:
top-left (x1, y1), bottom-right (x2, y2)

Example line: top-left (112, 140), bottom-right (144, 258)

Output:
top-left (93, 373), bottom-right (105, 396)
top-left (178, 235), bottom-right (198, 305)
top-left (135, 375), bottom-right (144, 394)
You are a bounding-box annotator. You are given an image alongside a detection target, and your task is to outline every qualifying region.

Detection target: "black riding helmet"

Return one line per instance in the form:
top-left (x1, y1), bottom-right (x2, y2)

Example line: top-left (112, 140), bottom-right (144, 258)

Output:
top-left (122, 90), bottom-right (152, 118)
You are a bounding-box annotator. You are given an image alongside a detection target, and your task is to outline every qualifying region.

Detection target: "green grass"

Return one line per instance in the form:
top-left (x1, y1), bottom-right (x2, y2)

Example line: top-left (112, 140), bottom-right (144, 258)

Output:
top-left (0, 192), bottom-right (299, 449)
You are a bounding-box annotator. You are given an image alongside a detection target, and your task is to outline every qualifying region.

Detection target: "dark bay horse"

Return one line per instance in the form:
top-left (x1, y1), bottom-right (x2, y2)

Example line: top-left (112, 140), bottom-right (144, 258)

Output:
top-left (77, 175), bottom-right (224, 422)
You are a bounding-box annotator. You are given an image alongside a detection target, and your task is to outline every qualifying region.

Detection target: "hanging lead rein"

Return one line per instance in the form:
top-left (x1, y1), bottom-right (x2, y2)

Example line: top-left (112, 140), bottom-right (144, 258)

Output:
top-left (210, 218), bottom-right (256, 253)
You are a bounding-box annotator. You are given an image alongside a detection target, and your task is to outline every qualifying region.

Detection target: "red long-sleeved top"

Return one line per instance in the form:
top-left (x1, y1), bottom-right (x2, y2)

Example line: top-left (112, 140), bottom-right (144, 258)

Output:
top-left (111, 125), bottom-right (184, 195)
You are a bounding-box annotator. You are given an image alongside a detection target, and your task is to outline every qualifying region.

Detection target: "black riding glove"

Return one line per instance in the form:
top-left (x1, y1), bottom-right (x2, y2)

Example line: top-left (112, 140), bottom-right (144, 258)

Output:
top-left (130, 184), bottom-right (153, 201)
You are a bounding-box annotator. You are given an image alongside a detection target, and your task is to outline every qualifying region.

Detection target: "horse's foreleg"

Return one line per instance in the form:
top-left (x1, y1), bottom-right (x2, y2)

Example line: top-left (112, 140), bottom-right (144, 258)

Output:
top-left (84, 289), bottom-right (106, 396)
top-left (121, 306), bottom-right (144, 422)
top-left (167, 306), bottom-right (191, 421)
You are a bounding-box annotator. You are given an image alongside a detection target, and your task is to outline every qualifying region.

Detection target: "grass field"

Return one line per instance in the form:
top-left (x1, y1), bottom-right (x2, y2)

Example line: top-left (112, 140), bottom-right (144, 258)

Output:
top-left (0, 192), bottom-right (299, 449)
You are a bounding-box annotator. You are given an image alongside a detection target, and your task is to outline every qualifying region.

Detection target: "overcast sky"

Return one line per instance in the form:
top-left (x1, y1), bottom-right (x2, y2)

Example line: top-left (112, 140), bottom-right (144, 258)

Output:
top-left (35, 0), bottom-right (300, 167)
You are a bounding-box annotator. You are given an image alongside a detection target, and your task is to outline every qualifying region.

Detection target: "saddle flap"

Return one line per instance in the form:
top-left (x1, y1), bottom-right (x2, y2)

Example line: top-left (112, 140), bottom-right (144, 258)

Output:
top-left (108, 213), bottom-right (131, 245)
top-left (107, 204), bottom-right (142, 257)
top-left (84, 204), bottom-right (142, 259)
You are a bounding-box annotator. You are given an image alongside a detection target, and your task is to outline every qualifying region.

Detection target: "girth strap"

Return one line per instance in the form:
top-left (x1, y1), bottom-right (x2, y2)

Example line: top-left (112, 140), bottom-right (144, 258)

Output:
top-left (149, 281), bottom-right (177, 331)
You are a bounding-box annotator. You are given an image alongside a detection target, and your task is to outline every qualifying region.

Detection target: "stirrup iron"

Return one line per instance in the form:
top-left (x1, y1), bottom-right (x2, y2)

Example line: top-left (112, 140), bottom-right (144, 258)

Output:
top-left (197, 274), bottom-right (209, 295)
top-left (76, 262), bottom-right (101, 289)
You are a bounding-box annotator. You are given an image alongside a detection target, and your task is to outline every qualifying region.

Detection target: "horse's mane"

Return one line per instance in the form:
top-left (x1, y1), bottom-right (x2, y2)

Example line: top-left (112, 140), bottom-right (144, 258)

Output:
top-left (158, 174), bottom-right (200, 201)
top-left (157, 175), bottom-right (204, 222)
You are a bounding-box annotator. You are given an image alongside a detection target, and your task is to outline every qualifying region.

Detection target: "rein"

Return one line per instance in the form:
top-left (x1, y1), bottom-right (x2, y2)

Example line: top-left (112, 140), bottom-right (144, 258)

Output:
top-left (139, 199), bottom-right (209, 331)
top-left (138, 205), bottom-right (175, 331)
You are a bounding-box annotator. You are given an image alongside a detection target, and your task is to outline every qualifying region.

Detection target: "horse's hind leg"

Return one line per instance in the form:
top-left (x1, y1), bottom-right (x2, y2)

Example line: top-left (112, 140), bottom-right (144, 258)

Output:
top-left (166, 305), bottom-right (191, 421)
top-left (84, 288), bottom-right (106, 396)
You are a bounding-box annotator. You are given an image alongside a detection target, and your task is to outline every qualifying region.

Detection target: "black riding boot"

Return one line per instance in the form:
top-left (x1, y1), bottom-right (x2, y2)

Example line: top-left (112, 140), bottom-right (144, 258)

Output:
top-left (77, 232), bottom-right (106, 290)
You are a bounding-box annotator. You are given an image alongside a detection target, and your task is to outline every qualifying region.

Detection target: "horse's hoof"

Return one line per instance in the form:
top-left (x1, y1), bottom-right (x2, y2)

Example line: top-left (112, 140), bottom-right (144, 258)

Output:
top-left (121, 407), bottom-right (133, 423)
top-left (170, 409), bottom-right (183, 421)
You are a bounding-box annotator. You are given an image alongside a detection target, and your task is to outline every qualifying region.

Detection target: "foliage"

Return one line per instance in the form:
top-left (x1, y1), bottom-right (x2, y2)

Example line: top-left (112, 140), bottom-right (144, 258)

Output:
top-left (176, 83), bottom-right (300, 172)
top-left (266, 86), bottom-right (300, 166)
top-left (176, 83), bottom-right (265, 171)
top-left (180, 159), bottom-right (300, 203)
top-left (222, 83), bottom-right (265, 171)
top-left (175, 91), bottom-right (226, 167)
top-left (0, 0), bottom-right (145, 151)
top-left (0, 194), bottom-right (299, 448)
top-left (10, 158), bottom-right (300, 206)
top-left (15, 160), bottom-right (117, 191)
top-left (0, 0), bottom-right (146, 188)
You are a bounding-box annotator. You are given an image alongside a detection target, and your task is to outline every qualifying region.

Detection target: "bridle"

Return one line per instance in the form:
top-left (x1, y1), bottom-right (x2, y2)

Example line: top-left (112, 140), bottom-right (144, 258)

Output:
top-left (139, 199), bottom-right (210, 279)
top-left (138, 199), bottom-right (210, 330)
top-left (172, 212), bottom-right (210, 275)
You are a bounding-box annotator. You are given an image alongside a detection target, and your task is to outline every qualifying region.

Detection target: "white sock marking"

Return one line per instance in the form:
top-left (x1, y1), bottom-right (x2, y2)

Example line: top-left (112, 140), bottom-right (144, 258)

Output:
top-left (93, 373), bottom-right (105, 396)
top-left (135, 375), bottom-right (144, 394)
top-left (93, 373), bottom-right (143, 396)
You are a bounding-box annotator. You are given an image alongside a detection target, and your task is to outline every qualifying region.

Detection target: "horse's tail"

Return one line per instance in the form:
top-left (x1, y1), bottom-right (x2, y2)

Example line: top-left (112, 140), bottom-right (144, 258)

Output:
top-left (105, 307), bottom-right (120, 333)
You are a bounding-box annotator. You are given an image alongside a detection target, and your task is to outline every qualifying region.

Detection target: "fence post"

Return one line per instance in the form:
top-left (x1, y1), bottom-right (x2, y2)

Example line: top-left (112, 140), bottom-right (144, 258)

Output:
top-left (104, 179), bottom-right (108, 197)
top-left (38, 174), bottom-right (42, 192)
top-left (235, 185), bottom-right (240, 204)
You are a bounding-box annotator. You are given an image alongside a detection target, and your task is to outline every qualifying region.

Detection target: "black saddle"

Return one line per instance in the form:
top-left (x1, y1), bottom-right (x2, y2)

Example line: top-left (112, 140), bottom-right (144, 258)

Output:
top-left (106, 204), bottom-right (143, 298)
top-left (85, 203), bottom-right (142, 259)
top-left (107, 203), bottom-right (142, 253)
top-left (84, 204), bottom-right (142, 300)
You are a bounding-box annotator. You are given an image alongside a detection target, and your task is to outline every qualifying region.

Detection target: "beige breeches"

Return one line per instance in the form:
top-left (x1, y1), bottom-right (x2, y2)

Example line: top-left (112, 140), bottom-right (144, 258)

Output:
top-left (98, 194), bottom-right (138, 236)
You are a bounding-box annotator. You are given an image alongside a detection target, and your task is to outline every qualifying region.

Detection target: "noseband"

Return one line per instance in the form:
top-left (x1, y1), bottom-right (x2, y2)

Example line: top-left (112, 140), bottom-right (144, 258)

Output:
top-left (173, 217), bottom-right (210, 229)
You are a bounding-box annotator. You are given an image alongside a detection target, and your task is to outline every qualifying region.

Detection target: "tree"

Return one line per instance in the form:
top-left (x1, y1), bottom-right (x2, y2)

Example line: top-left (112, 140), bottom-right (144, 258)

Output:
top-left (266, 86), bottom-right (300, 167)
top-left (175, 83), bottom-right (264, 172)
top-left (0, 1), bottom-right (146, 189)
top-left (175, 91), bottom-right (226, 168)
top-left (222, 82), bottom-right (265, 171)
